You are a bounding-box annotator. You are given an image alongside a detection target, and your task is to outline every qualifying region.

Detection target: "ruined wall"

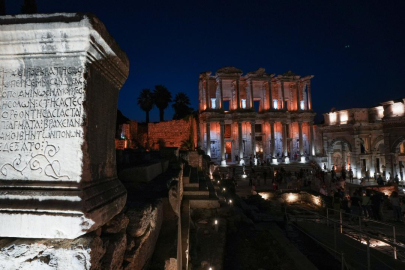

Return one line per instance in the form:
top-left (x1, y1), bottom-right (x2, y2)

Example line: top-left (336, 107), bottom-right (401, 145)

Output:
top-left (148, 118), bottom-right (197, 150)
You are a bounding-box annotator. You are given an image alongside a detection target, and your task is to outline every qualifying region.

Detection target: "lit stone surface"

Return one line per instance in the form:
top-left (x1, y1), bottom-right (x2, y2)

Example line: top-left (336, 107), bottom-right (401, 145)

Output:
top-left (0, 13), bottom-right (129, 238)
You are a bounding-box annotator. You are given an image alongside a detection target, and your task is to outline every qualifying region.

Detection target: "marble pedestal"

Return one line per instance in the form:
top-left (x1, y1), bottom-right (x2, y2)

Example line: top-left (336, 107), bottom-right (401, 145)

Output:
top-left (0, 13), bottom-right (129, 239)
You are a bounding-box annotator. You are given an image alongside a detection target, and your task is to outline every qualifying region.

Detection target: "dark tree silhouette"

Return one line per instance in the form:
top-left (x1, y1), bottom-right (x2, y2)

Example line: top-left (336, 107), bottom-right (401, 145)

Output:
top-left (137, 88), bottom-right (154, 123)
top-left (172, 92), bottom-right (193, 120)
top-left (0, 0), bottom-right (6, 16)
top-left (153, 85), bottom-right (172, 122)
top-left (21, 0), bottom-right (37, 14)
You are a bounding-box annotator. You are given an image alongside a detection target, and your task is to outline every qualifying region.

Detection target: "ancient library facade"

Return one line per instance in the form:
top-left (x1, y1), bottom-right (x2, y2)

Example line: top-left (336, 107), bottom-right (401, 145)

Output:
top-left (198, 67), bottom-right (315, 165)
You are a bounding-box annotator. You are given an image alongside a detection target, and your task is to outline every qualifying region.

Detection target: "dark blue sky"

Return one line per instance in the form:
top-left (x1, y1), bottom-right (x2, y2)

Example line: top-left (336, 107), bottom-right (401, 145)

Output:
top-left (6, 0), bottom-right (405, 123)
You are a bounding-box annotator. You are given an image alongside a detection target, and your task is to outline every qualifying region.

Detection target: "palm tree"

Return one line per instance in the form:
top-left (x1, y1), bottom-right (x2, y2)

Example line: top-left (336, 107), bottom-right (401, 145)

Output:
top-left (153, 85), bottom-right (172, 122)
top-left (172, 92), bottom-right (193, 120)
top-left (137, 89), bottom-right (154, 123)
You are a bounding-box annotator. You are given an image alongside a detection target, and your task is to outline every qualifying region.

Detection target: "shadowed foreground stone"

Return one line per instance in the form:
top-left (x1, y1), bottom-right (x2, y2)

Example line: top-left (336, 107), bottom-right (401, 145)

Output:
top-left (0, 13), bottom-right (129, 239)
top-left (0, 234), bottom-right (106, 269)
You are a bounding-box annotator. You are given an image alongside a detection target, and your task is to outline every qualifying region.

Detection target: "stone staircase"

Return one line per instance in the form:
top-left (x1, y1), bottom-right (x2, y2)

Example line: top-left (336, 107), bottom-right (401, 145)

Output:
top-left (183, 166), bottom-right (220, 209)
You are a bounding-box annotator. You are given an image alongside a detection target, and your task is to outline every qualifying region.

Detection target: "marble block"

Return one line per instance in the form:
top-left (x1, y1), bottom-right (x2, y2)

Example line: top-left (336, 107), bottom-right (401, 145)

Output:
top-left (0, 13), bottom-right (129, 239)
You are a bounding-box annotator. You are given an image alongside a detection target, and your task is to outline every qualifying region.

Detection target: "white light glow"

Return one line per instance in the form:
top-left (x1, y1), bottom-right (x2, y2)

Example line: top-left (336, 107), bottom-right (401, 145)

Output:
top-left (392, 103), bottom-right (404, 116)
top-left (211, 98), bottom-right (216, 109)
top-left (214, 220), bottom-right (218, 225)
top-left (300, 100), bottom-right (305, 110)
top-left (259, 192), bottom-right (269, 200)
top-left (329, 112), bottom-right (337, 124)
top-left (312, 196), bottom-right (321, 206)
top-left (241, 99), bottom-right (246, 109)
top-left (273, 99), bottom-right (278, 109)
top-left (287, 193), bottom-right (298, 202)
top-left (340, 111), bottom-right (348, 124)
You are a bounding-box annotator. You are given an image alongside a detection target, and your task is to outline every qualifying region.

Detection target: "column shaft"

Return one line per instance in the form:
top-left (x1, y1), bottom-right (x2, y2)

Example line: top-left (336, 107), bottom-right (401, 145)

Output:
top-left (219, 79), bottom-right (223, 109)
top-left (296, 82), bottom-right (300, 110)
top-left (271, 121), bottom-right (276, 157)
top-left (251, 121), bottom-right (256, 156)
top-left (206, 122), bottom-right (211, 156)
top-left (281, 81), bottom-right (285, 110)
top-left (310, 122), bottom-right (315, 156)
top-left (238, 121), bottom-right (243, 161)
top-left (220, 122), bottom-right (225, 162)
top-left (307, 82), bottom-right (312, 110)
top-left (269, 80), bottom-right (273, 109)
top-left (250, 80), bottom-right (254, 108)
top-left (282, 122), bottom-right (287, 156)
top-left (236, 79), bottom-right (240, 109)
top-left (298, 122), bottom-right (303, 156)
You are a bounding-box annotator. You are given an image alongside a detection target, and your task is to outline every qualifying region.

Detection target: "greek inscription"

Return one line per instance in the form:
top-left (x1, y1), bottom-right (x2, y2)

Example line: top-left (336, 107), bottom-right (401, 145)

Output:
top-left (0, 66), bottom-right (86, 154)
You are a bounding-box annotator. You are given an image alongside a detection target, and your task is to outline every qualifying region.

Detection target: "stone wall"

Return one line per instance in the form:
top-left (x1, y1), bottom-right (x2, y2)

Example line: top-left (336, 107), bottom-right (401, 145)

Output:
top-left (148, 118), bottom-right (197, 150)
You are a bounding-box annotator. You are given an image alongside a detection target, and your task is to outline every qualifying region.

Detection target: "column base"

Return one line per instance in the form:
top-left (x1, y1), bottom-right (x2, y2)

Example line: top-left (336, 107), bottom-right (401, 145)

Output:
top-left (300, 156), bottom-right (306, 163)
top-left (284, 157), bottom-right (290, 163)
top-left (272, 158), bottom-right (278, 164)
top-left (239, 159), bottom-right (245, 165)
top-left (221, 160), bottom-right (227, 166)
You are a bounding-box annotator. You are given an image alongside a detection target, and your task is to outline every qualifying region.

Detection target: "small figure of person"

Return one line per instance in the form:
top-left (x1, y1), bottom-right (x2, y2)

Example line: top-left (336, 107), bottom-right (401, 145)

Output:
top-left (349, 168), bottom-right (354, 183)
top-left (390, 191), bottom-right (403, 222)
top-left (319, 185), bottom-right (328, 196)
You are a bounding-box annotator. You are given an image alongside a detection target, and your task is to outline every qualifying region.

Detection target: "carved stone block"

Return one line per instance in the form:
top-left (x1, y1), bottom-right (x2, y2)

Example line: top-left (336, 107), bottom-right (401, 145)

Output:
top-left (0, 13), bottom-right (129, 238)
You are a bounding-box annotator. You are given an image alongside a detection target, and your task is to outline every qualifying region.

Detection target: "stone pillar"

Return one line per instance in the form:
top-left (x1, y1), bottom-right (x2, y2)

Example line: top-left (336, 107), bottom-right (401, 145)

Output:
top-left (298, 122), bottom-right (303, 156)
top-left (282, 122), bottom-right (288, 157)
top-left (310, 122), bottom-right (315, 156)
top-left (219, 78), bottom-right (223, 109)
top-left (206, 122), bottom-right (211, 157)
top-left (296, 82), bottom-right (300, 111)
top-left (220, 121), bottom-right (226, 165)
top-left (251, 120), bottom-right (256, 157)
top-left (238, 121), bottom-right (243, 164)
top-left (270, 121), bottom-right (276, 158)
top-left (236, 79), bottom-right (240, 109)
top-left (281, 81), bottom-right (286, 110)
top-left (0, 14), bottom-right (129, 239)
top-left (206, 78), bottom-right (210, 109)
top-left (307, 81), bottom-right (312, 110)
top-left (250, 80), bottom-right (254, 109)
top-left (269, 80), bottom-right (273, 109)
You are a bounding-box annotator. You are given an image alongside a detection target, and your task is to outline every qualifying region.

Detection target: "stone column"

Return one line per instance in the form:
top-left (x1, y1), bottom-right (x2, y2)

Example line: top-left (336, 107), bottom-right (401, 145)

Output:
top-left (236, 79), bottom-right (241, 109)
top-left (281, 81), bottom-right (286, 110)
top-left (250, 80), bottom-right (254, 109)
top-left (296, 82), bottom-right (300, 111)
top-left (269, 80), bottom-right (273, 109)
top-left (0, 13), bottom-right (129, 239)
top-left (220, 121), bottom-right (226, 165)
top-left (298, 122), bottom-right (303, 156)
top-left (271, 121), bottom-right (276, 157)
top-left (251, 120), bottom-right (256, 157)
top-left (220, 78), bottom-right (223, 109)
top-left (206, 122), bottom-right (211, 157)
top-left (282, 122), bottom-right (288, 157)
top-left (238, 121), bottom-right (243, 164)
top-left (310, 122), bottom-right (315, 156)
top-left (205, 75), bottom-right (208, 109)
top-left (307, 81), bottom-right (312, 110)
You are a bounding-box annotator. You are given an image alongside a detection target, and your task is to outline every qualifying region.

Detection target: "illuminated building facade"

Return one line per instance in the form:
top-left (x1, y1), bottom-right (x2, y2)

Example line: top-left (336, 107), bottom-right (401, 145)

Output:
top-left (320, 98), bottom-right (405, 179)
top-left (198, 67), bottom-right (315, 165)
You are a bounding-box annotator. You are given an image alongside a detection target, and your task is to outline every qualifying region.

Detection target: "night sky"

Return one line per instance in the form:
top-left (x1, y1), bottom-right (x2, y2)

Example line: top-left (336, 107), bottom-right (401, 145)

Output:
top-left (5, 0), bottom-right (405, 123)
